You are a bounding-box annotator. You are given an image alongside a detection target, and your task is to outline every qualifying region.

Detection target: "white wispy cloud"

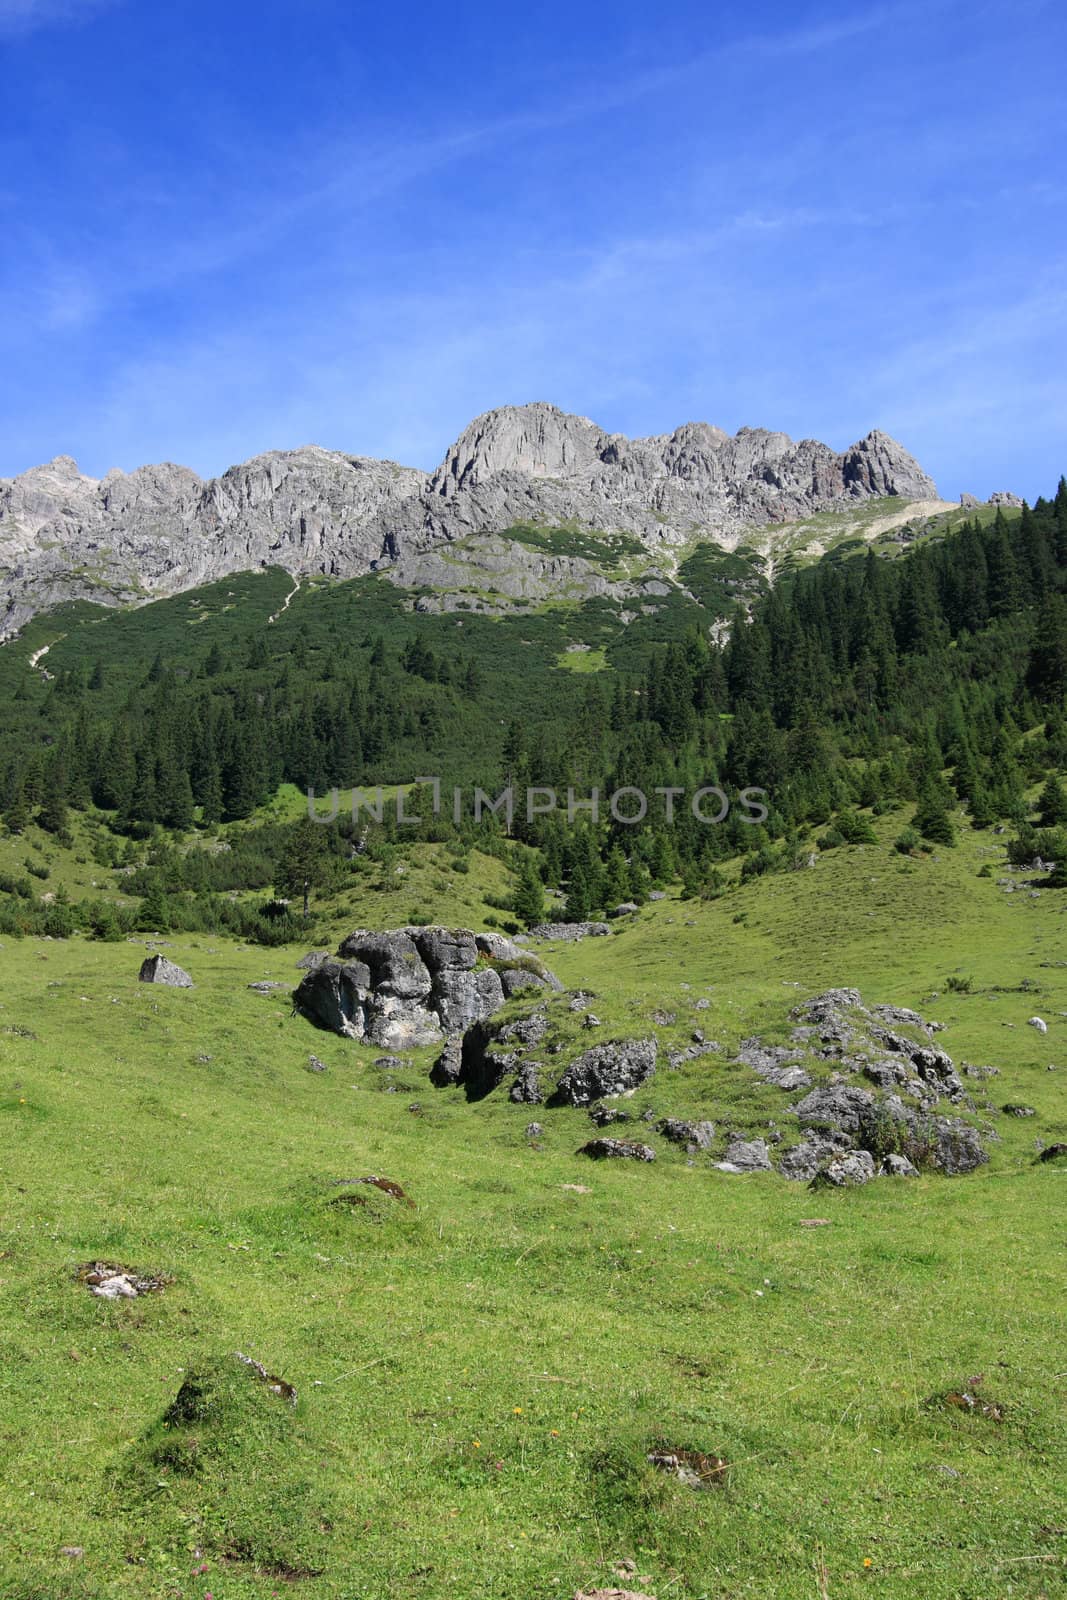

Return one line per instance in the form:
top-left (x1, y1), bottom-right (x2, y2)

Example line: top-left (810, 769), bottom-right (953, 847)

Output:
top-left (0, 0), bottom-right (115, 36)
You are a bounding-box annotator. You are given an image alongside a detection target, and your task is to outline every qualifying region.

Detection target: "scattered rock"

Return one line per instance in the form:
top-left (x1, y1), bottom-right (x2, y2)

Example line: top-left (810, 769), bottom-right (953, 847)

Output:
top-left (810, 1149), bottom-right (876, 1188)
top-left (1002, 1103), bottom-right (1036, 1117)
top-left (508, 1061), bottom-right (545, 1103)
top-left (1037, 1143), bottom-right (1067, 1163)
top-left (646, 1445), bottom-right (727, 1488)
top-left (657, 1117), bottom-right (715, 1150)
top-left (578, 1138), bottom-right (656, 1162)
top-left (233, 1351), bottom-right (298, 1406)
top-left (735, 1038), bottom-right (811, 1090)
top-left (927, 1117), bottom-right (988, 1175)
top-left (589, 1104), bottom-right (632, 1127)
top-left (77, 1261), bottom-right (173, 1299)
top-left (568, 991), bottom-right (598, 1010)
top-left (248, 980), bottom-right (286, 994)
top-left (1028, 1016), bottom-right (1048, 1033)
top-left (927, 1386), bottom-right (1004, 1422)
top-left (792, 1083), bottom-right (875, 1133)
top-left (880, 1152), bottom-right (919, 1177)
top-left (666, 1039), bottom-right (720, 1069)
top-left (333, 1175), bottom-right (414, 1207)
top-left (610, 901), bottom-right (639, 918)
top-left (777, 1133), bottom-right (849, 1181)
top-left (798, 1217), bottom-right (831, 1227)
top-left (373, 1055), bottom-right (405, 1069)
top-left (138, 954), bottom-right (193, 988)
top-left (715, 1137), bottom-right (772, 1173)
top-left (574, 1590), bottom-right (658, 1600)
top-left (528, 921), bottom-right (611, 941)
top-left (306, 1054), bottom-right (328, 1073)
top-left (58, 1546), bottom-right (84, 1559)
top-left (551, 1038), bottom-right (657, 1107)
top-left (524, 1121), bottom-right (544, 1138)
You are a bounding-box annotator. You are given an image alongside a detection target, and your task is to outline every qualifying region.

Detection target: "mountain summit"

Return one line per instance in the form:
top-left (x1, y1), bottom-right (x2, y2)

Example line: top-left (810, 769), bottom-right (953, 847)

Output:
top-left (0, 403), bottom-right (937, 634)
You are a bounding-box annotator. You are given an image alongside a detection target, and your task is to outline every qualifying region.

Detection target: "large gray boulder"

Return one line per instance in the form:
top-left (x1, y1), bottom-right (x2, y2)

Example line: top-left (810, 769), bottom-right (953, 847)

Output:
top-left (138, 954), bottom-right (193, 988)
top-left (291, 960), bottom-right (368, 1038)
top-left (294, 927), bottom-right (558, 1048)
top-left (337, 930), bottom-right (431, 999)
top-left (550, 1038), bottom-right (657, 1107)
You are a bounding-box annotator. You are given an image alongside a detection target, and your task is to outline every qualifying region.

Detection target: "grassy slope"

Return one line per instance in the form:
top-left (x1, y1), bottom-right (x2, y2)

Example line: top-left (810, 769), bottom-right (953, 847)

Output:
top-left (0, 810), bottom-right (1065, 1599)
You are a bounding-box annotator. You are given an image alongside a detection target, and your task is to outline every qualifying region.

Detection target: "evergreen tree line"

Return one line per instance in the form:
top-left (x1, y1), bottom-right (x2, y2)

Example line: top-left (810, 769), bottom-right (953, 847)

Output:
top-left (0, 480), bottom-right (1065, 932)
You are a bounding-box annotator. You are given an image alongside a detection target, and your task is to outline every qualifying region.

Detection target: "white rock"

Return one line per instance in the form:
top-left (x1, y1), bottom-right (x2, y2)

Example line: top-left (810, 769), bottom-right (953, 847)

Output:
top-left (91, 1275), bottom-right (137, 1299)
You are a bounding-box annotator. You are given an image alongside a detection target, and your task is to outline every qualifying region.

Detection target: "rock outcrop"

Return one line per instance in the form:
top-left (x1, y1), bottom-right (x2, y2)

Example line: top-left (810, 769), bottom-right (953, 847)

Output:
top-left (292, 927), bottom-right (557, 1051)
top-left (0, 402), bottom-right (938, 634)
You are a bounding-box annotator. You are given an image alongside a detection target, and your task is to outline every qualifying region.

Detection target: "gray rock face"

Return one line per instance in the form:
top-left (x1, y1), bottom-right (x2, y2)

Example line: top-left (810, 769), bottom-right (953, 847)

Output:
top-left (0, 402), bottom-right (938, 634)
top-left (293, 927), bottom-right (556, 1049)
top-left (550, 1038), bottom-right (657, 1107)
top-left (138, 954), bottom-right (193, 988)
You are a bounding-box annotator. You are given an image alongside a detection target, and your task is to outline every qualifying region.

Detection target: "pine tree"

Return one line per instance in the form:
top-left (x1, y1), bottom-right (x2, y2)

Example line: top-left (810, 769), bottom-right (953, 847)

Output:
top-left (38, 763), bottom-right (69, 836)
top-left (1037, 774), bottom-right (1067, 828)
top-left (564, 862), bottom-right (593, 922)
top-left (276, 819), bottom-right (329, 919)
top-left (913, 781), bottom-right (956, 846)
top-left (4, 784), bottom-right (29, 835)
top-left (512, 854), bottom-right (545, 928)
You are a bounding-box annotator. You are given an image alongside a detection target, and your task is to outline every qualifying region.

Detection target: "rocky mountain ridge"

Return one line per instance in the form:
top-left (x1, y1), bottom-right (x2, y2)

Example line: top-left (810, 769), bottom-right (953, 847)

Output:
top-left (0, 401), bottom-right (938, 636)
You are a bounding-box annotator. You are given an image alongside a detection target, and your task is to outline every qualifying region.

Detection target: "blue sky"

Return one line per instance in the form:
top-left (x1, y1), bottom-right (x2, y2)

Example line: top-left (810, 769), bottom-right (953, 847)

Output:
top-left (2, 0), bottom-right (1065, 501)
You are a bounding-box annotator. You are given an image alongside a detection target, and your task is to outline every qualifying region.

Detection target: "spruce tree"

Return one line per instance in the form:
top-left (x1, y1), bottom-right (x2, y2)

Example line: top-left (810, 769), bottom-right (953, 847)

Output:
top-left (913, 781), bottom-right (956, 846)
top-left (1037, 774), bottom-right (1067, 828)
top-left (512, 854), bottom-right (545, 928)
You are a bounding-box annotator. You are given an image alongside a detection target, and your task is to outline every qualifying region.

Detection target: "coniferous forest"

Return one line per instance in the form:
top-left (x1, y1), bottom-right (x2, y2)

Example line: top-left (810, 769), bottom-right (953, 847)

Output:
top-left (1, 484), bottom-right (1065, 941)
